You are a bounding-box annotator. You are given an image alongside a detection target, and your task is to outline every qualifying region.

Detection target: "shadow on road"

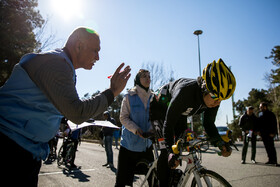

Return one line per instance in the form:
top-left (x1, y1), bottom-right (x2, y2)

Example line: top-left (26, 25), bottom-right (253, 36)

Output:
top-left (62, 167), bottom-right (91, 182)
top-left (244, 162), bottom-right (280, 167)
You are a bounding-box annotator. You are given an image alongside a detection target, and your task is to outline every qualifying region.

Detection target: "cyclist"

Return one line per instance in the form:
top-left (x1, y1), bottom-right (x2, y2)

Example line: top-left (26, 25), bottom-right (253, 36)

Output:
top-left (45, 130), bottom-right (60, 163)
top-left (150, 58), bottom-right (236, 187)
top-left (61, 121), bottom-right (81, 168)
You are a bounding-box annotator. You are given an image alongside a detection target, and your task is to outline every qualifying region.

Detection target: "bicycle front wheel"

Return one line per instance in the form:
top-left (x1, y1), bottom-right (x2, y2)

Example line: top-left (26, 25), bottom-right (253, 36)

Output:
top-left (191, 169), bottom-right (231, 187)
top-left (133, 159), bottom-right (158, 187)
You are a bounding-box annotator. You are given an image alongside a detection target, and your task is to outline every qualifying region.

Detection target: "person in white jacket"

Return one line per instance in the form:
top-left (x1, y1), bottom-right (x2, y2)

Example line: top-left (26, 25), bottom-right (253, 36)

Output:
top-left (115, 69), bottom-right (154, 187)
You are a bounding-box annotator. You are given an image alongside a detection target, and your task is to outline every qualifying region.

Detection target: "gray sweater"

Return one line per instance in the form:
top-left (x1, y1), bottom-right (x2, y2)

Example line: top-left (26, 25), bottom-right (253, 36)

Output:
top-left (21, 52), bottom-right (114, 124)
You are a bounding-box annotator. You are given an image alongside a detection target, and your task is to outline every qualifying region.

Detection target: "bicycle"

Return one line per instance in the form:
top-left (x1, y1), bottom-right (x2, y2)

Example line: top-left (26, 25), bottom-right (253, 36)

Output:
top-left (133, 130), bottom-right (235, 187)
top-left (57, 136), bottom-right (76, 167)
top-left (46, 136), bottom-right (59, 162)
top-left (133, 132), bottom-right (160, 187)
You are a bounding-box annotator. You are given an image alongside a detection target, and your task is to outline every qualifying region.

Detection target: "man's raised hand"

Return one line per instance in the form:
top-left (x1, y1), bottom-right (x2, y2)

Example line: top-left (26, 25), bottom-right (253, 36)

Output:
top-left (110, 63), bottom-right (131, 97)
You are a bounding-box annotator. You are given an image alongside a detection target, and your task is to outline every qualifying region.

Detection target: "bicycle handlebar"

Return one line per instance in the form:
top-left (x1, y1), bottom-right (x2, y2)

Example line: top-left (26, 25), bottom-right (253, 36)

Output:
top-left (172, 138), bottom-right (238, 155)
top-left (172, 139), bottom-right (204, 154)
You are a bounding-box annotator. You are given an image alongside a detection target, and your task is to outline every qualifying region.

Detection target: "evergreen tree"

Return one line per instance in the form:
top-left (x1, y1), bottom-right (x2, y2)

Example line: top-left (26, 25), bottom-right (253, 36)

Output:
top-left (0, 0), bottom-right (44, 86)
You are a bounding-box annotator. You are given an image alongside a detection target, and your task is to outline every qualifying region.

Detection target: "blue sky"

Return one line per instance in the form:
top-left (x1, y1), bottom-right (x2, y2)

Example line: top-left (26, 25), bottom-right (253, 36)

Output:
top-left (37, 0), bottom-right (280, 126)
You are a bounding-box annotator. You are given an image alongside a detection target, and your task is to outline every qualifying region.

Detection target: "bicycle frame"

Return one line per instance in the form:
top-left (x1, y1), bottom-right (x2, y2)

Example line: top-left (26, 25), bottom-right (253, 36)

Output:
top-left (177, 150), bottom-right (205, 186)
top-left (139, 143), bottom-right (159, 187)
top-left (137, 122), bottom-right (232, 187)
top-left (177, 139), bottom-right (226, 187)
top-left (138, 139), bottom-right (215, 187)
top-left (139, 159), bottom-right (158, 186)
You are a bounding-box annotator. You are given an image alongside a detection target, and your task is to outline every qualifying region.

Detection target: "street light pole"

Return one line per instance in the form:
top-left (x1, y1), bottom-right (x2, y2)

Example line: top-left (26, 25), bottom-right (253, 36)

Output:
top-left (193, 30), bottom-right (203, 132)
top-left (193, 30), bottom-right (203, 76)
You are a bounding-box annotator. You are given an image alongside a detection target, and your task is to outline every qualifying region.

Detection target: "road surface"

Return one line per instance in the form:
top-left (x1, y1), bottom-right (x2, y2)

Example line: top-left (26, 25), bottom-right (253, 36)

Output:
top-left (38, 139), bottom-right (280, 187)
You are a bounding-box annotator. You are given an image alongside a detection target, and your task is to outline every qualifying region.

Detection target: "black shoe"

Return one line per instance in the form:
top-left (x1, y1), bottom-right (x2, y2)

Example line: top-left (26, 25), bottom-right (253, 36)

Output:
top-left (265, 161), bottom-right (277, 165)
top-left (106, 163), bottom-right (114, 168)
top-left (102, 163), bottom-right (109, 167)
top-left (70, 164), bottom-right (77, 168)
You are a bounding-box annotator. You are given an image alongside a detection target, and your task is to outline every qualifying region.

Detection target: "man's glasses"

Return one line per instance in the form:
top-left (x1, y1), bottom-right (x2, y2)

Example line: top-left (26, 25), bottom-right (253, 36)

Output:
top-left (209, 92), bottom-right (219, 100)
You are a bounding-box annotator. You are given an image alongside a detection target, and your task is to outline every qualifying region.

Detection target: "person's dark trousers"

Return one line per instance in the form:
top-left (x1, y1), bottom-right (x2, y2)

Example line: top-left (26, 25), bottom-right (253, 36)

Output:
top-left (115, 146), bottom-right (154, 187)
top-left (241, 134), bottom-right (256, 161)
top-left (70, 139), bottom-right (79, 166)
top-left (61, 138), bottom-right (69, 158)
top-left (104, 135), bottom-right (113, 164)
top-left (0, 132), bottom-right (42, 187)
top-left (157, 149), bottom-right (170, 187)
top-left (114, 136), bottom-right (119, 148)
top-left (262, 134), bottom-right (277, 163)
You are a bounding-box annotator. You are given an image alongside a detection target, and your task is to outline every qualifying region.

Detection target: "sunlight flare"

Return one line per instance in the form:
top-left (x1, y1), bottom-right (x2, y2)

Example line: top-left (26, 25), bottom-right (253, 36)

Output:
top-left (51, 0), bottom-right (83, 21)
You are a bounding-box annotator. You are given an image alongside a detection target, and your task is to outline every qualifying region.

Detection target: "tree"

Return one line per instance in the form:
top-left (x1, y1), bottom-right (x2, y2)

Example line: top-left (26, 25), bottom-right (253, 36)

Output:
top-left (234, 100), bottom-right (246, 116)
top-left (108, 93), bottom-right (124, 126)
top-left (0, 0), bottom-right (44, 86)
top-left (229, 88), bottom-right (270, 140)
top-left (35, 17), bottom-right (60, 52)
top-left (265, 45), bottom-right (280, 84)
top-left (243, 89), bottom-right (269, 110)
top-left (233, 88), bottom-right (269, 116)
top-left (228, 46), bottom-right (280, 140)
top-left (265, 45), bottom-right (280, 132)
top-left (227, 118), bottom-right (242, 141)
top-left (141, 62), bottom-right (175, 91)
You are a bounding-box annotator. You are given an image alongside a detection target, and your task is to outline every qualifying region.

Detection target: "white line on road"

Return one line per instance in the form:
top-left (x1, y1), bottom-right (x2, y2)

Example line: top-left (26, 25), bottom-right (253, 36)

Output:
top-left (39, 168), bottom-right (96, 176)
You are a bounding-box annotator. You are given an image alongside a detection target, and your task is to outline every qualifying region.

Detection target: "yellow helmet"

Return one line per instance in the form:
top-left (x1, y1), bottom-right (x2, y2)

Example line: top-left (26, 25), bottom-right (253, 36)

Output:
top-left (202, 58), bottom-right (236, 100)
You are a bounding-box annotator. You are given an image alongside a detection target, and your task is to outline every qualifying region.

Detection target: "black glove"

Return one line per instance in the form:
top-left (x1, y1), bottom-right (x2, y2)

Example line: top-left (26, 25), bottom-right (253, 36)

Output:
top-left (216, 141), bottom-right (231, 152)
top-left (168, 153), bottom-right (179, 168)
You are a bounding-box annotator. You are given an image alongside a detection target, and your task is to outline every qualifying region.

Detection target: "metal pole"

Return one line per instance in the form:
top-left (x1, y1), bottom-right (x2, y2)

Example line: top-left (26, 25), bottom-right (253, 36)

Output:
top-left (229, 66), bottom-right (236, 120)
top-left (193, 30), bottom-right (203, 131)
top-left (197, 35), bottom-right (202, 76)
top-left (193, 30), bottom-right (203, 77)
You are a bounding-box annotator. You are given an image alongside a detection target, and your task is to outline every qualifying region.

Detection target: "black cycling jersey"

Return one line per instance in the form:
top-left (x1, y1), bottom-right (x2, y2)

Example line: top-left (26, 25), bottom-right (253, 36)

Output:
top-left (150, 77), bottom-right (222, 149)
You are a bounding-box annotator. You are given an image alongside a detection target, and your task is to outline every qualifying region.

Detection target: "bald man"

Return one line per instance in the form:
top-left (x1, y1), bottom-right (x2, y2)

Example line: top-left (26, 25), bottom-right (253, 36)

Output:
top-left (0, 27), bottom-right (131, 186)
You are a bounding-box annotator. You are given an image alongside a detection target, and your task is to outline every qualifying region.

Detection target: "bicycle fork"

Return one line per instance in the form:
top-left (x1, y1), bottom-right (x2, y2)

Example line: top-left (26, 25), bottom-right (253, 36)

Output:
top-left (178, 154), bottom-right (209, 187)
top-left (140, 159), bottom-right (158, 187)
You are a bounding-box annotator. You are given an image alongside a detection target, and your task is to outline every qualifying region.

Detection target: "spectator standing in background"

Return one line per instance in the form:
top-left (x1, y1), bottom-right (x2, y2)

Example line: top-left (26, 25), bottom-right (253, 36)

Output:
top-left (113, 128), bottom-right (120, 149)
top-left (102, 111), bottom-right (116, 168)
top-left (239, 106), bottom-right (258, 164)
top-left (258, 102), bottom-right (278, 165)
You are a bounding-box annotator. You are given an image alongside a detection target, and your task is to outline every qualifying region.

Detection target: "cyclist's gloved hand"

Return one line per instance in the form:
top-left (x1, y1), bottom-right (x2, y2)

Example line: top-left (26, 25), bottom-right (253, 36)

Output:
top-left (168, 153), bottom-right (180, 169)
top-left (217, 141), bottom-right (232, 157)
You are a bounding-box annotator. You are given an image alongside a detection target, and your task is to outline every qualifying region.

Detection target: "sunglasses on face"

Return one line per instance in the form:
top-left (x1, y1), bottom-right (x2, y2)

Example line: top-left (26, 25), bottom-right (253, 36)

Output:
top-left (209, 92), bottom-right (219, 100)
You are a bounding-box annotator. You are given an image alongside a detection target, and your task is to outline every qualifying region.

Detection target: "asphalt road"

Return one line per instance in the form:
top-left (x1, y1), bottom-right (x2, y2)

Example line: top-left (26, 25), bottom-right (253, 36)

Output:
top-left (38, 139), bottom-right (280, 187)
